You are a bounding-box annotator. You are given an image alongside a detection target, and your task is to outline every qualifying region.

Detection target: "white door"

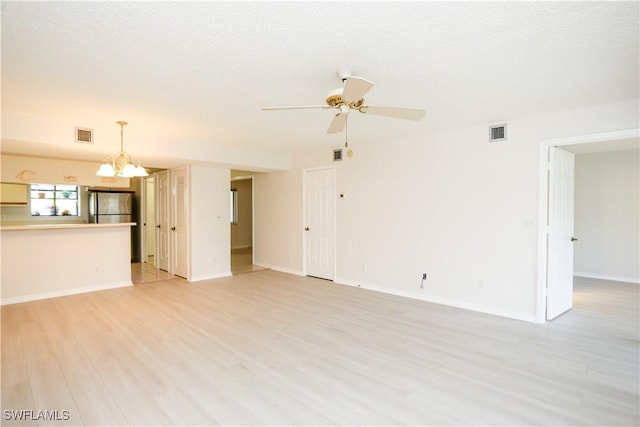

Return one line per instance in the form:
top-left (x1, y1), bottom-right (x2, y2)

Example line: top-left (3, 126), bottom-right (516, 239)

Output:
top-left (547, 147), bottom-right (576, 320)
top-left (304, 167), bottom-right (335, 280)
top-left (171, 168), bottom-right (189, 279)
top-left (155, 170), bottom-right (170, 271)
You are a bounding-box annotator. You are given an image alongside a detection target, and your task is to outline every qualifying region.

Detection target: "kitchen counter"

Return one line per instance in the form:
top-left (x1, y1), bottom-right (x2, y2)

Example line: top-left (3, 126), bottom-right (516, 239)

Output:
top-left (1, 222), bottom-right (135, 305)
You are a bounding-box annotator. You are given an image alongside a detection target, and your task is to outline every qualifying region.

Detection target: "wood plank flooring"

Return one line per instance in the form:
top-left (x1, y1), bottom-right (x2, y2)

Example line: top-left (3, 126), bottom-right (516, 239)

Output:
top-left (1, 273), bottom-right (638, 426)
top-left (231, 247), bottom-right (268, 275)
top-left (130, 258), bottom-right (174, 284)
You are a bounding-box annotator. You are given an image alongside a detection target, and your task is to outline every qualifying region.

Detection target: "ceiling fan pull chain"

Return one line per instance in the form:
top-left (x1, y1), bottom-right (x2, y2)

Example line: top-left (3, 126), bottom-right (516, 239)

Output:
top-left (345, 114), bottom-right (349, 148)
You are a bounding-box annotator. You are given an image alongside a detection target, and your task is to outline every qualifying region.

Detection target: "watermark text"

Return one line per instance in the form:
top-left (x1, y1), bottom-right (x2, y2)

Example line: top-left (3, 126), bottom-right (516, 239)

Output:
top-left (3, 409), bottom-right (70, 422)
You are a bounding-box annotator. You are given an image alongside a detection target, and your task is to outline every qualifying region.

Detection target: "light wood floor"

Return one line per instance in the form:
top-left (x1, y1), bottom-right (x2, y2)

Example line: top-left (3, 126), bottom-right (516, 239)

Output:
top-left (231, 247), bottom-right (268, 275)
top-left (1, 273), bottom-right (638, 426)
top-left (131, 257), bottom-right (175, 284)
top-left (131, 249), bottom-right (267, 285)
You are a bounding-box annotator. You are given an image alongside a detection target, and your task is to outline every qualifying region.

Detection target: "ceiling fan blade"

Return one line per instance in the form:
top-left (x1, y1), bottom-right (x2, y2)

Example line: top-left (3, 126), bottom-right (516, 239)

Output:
top-left (261, 105), bottom-right (329, 111)
top-left (360, 105), bottom-right (426, 121)
top-left (327, 113), bottom-right (347, 134)
top-left (342, 76), bottom-right (374, 103)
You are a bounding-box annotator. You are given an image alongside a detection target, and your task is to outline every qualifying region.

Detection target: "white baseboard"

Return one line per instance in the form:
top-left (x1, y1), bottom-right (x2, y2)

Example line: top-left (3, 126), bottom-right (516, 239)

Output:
top-left (574, 272), bottom-right (640, 284)
top-left (189, 272), bottom-right (232, 282)
top-left (253, 263), bottom-right (304, 276)
top-left (334, 277), bottom-right (539, 323)
top-left (0, 281), bottom-right (133, 306)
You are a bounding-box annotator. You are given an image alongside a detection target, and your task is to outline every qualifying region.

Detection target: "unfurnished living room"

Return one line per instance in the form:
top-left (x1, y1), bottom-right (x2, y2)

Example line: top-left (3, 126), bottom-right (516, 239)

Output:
top-left (1, 2), bottom-right (638, 426)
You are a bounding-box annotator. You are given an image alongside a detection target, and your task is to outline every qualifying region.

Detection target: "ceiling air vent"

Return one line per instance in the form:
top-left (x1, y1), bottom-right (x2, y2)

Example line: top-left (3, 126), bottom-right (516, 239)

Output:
top-left (489, 124), bottom-right (506, 142)
top-left (75, 127), bottom-right (94, 144)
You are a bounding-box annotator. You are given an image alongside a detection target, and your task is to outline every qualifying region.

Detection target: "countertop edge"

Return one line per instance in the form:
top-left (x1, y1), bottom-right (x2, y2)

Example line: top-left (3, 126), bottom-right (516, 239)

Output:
top-left (1, 222), bottom-right (137, 231)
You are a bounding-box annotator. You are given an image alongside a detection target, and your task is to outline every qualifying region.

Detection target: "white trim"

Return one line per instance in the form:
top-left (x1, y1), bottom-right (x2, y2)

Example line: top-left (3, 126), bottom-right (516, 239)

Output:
top-left (335, 277), bottom-right (539, 323)
top-left (189, 272), bottom-right (232, 282)
top-left (0, 281), bottom-right (133, 306)
top-left (302, 165), bottom-right (337, 280)
top-left (574, 272), bottom-right (640, 284)
top-left (254, 263), bottom-right (304, 276)
top-left (537, 128), bottom-right (640, 323)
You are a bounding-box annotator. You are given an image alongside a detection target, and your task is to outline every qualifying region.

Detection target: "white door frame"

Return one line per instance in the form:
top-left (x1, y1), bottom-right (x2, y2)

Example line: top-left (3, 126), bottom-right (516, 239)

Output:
top-left (536, 128), bottom-right (639, 323)
top-left (302, 165), bottom-right (336, 279)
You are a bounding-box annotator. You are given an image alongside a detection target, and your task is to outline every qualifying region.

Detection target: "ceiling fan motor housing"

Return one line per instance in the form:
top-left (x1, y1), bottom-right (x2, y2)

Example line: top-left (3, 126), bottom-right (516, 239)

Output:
top-left (325, 87), bottom-right (365, 110)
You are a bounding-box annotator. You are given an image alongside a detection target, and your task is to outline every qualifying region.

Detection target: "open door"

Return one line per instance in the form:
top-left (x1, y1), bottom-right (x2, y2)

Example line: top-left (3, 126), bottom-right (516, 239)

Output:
top-left (546, 146), bottom-right (576, 319)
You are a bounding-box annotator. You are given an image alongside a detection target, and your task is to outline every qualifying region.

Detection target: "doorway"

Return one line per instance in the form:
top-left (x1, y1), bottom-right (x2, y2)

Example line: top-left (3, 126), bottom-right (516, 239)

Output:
top-left (537, 128), bottom-right (639, 322)
top-left (132, 172), bottom-right (175, 284)
top-left (230, 171), bottom-right (264, 274)
top-left (143, 176), bottom-right (155, 264)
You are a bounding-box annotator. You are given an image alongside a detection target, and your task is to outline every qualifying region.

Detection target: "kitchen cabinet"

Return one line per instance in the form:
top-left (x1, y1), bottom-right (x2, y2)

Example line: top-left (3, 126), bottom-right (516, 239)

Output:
top-left (1, 183), bottom-right (27, 205)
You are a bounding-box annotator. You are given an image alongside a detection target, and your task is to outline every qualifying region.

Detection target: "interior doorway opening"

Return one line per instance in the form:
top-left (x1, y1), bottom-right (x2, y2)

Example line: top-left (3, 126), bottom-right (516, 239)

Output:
top-left (230, 171), bottom-right (266, 275)
top-left (537, 128), bottom-right (639, 322)
top-left (132, 171), bottom-right (176, 284)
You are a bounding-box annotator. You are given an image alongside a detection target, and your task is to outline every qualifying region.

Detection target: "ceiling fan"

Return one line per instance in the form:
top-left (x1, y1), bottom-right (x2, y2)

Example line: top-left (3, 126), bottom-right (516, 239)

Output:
top-left (261, 69), bottom-right (426, 135)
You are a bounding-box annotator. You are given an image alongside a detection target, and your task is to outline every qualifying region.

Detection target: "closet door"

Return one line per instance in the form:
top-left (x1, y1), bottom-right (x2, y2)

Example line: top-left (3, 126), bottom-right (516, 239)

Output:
top-left (171, 167), bottom-right (189, 279)
top-left (155, 170), bottom-right (170, 271)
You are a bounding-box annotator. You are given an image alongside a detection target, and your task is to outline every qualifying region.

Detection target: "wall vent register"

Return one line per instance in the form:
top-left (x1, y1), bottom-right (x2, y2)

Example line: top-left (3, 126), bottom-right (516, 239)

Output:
top-left (75, 127), bottom-right (94, 144)
top-left (489, 124), bottom-right (507, 142)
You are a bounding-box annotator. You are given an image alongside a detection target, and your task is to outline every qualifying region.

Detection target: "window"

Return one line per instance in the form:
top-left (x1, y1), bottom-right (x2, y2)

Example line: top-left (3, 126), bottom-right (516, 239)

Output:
top-left (30, 184), bottom-right (80, 216)
top-left (230, 189), bottom-right (238, 224)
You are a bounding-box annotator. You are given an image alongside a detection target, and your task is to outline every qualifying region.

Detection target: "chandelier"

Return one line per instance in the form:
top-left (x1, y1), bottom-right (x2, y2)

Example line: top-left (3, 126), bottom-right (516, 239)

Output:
top-left (96, 121), bottom-right (148, 178)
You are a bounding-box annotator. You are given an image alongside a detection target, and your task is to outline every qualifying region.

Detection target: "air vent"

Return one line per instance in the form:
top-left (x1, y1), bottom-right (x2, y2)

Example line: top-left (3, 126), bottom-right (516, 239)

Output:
top-left (333, 148), bottom-right (343, 162)
top-left (75, 127), bottom-right (94, 144)
top-left (489, 124), bottom-right (507, 142)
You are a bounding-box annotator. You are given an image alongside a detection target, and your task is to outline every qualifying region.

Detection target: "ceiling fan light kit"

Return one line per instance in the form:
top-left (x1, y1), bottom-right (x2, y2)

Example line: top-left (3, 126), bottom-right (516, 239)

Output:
top-left (262, 69), bottom-right (426, 135)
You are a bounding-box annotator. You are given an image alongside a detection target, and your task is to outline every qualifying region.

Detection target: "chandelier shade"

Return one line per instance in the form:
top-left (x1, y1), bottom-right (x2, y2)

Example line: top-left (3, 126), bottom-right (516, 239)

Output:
top-left (96, 121), bottom-right (148, 178)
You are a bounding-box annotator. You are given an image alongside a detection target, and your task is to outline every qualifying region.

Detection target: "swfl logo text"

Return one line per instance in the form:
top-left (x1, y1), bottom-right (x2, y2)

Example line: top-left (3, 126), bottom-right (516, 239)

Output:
top-left (3, 409), bottom-right (70, 421)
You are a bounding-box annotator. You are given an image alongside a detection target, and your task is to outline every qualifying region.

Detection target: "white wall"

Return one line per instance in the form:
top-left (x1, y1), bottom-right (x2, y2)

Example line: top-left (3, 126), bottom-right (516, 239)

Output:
top-left (254, 169), bottom-right (303, 275)
top-left (230, 178), bottom-right (253, 249)
top-left (254, 99), bottom-right (640, 321)
top-left (574, 149), bottom-right (640, 283)
top-left (1, 154), bottom-right (130, 188)
top-left (189, 165), bottom-right (231, 281)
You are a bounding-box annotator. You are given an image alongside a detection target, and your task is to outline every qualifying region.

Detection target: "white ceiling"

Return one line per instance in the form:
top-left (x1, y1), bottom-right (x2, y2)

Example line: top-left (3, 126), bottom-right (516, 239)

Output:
top-left (2, 1), bottom-right (638, 168)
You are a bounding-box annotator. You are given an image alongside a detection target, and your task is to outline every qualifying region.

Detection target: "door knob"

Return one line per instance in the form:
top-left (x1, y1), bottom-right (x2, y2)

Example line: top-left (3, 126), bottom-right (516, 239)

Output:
top-left (156, 225), bottom-right (161, 229)
top-left (571, 236), bottom-right (578, 242)
top-left (171, 227), bottom-right (176, 231)
top-left (304, 227), bottom-right (309, 231)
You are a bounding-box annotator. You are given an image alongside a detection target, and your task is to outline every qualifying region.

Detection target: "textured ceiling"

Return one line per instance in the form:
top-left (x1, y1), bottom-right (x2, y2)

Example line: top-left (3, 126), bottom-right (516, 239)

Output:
top-left (1, 1), bottom-right (638, 168)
